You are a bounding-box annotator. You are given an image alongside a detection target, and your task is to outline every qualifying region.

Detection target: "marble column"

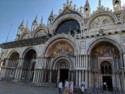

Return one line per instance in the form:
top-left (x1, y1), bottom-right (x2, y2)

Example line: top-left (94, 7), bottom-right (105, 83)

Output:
top-left (76, 70), bottom-right (78, 87)
top-left (88, 71), bottom-right (91, 88)
top-left (49, 70), bottom-right (52, 83)
top-left (1, 59), bottom-right (9, 79)
top-left (14, 58), bottom-right (24, 80)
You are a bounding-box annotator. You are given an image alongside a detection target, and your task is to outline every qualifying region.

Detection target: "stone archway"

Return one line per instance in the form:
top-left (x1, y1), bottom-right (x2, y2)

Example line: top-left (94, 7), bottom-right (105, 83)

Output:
top-left (50, 55), bottom-right (74, 84)
top-left (5, 51), bottom-right (19, 80)
top-left (56, 59), bottom-right (70, 84)
top-left (89, 41), bottom-right (122, 91)
top-left (21, 49), bottom-right (37, 82)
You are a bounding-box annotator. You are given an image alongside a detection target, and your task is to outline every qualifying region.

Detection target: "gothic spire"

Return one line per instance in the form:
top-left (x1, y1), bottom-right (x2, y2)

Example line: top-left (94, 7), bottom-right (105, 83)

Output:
top-left (40, 16), bottom-right (43, 25)
top-left (32, 16), bottom-right (38, 30)
top-left (98, 0), bottom-right (101, 7)
top-left (48, 9), bottom-right (54, 24)
top-left (50, 9), bottom-right (54, 18)
top-left (33, 16), bottom-right (38, 24)
top-left (85, 0), bottom-right (89, 6)
top-left (20, 20), bottom-right (24, 27)
top-left (18, 20), bottom-right (24, 35)
top-left (84, 0), bottom-right (91, 18)
top-left (26, 21), bottom-right (29, 30)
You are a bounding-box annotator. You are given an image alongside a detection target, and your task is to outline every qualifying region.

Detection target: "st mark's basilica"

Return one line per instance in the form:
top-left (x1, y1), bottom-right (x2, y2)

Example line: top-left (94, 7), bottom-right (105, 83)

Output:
top-left (0, 0), bottom-right (125, 93)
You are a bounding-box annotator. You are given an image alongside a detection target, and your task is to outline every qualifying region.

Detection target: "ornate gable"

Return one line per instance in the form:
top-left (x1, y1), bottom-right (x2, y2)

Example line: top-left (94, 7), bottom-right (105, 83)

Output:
top-left (90, 15), bottom-right (114, 28)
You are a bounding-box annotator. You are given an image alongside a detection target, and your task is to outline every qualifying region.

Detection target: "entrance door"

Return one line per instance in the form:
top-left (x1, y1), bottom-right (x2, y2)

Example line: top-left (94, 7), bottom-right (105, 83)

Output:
top-left (103, 76), bottom-right (113, 91)
top-left (60, 69), bottom-right (69, 85)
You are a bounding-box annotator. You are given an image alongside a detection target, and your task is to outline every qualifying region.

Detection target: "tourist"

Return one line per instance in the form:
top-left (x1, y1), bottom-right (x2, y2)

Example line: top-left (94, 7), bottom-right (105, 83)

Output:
top-left (80, 82), bottom-right (85, 94)
top-left (58, 81), bottom-right (63, 94)
top-left (64, 80), bottom-right (69, 94)
top-left (69, 81), bottom-right (73, 94)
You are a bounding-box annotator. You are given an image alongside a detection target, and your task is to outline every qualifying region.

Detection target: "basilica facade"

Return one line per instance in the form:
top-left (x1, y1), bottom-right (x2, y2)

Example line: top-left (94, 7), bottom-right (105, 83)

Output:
top-left (0, 0), bottom-right (125, 93)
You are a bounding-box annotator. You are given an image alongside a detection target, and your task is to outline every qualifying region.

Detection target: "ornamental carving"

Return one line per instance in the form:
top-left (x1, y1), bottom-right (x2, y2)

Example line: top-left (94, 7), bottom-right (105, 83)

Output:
top-left (47, 40), bottom-right (74, 57)
top-left (90, 16), bottom-right (114, 28)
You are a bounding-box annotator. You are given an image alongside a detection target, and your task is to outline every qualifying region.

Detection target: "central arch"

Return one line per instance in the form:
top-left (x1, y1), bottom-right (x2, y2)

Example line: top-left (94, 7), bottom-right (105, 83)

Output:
top-left (56, 59), bottom-right (69, 84)
top-left (51, 55), bottom-right (74, 84)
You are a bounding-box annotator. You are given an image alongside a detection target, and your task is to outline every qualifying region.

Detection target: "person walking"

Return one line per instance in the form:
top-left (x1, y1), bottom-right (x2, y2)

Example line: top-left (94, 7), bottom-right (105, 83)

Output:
top-left (64, 80), bottom-right (69, 94)
top-left (80, 82), bottom-right (85, 94)
top-left (69, 81), bottom-right (73, 94)
top-left (58, 81), bottom-right (63, 94)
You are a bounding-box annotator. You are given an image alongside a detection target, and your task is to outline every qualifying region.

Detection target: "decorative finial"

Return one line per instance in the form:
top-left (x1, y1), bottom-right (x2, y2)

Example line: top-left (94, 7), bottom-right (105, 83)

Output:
top-left (99, 0), bottom-right (101, 7)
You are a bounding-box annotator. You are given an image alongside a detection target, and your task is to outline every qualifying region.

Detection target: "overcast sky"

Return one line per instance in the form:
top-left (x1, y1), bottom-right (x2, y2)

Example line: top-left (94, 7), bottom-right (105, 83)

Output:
top-left (0, 0), bottom-right (125, 46)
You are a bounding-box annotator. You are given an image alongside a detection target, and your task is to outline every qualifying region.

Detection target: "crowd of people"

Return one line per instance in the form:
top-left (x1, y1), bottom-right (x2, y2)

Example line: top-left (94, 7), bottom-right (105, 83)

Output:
top-left (58, 80), bottom-right (73, 94)
top-left (58, 80), bottom-right (86, 94)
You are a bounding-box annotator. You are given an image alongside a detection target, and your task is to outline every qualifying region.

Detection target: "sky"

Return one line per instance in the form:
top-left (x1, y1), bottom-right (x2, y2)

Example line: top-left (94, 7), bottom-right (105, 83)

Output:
top-left (0, 0), bottom-right (125, 46)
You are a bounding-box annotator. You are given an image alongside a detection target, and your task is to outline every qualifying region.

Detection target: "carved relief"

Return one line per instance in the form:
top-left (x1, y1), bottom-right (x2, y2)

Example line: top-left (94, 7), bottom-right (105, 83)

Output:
top-left (47, 40), bottom-right (74, 57)
top-left (90, 16), bottom-right (114, 28)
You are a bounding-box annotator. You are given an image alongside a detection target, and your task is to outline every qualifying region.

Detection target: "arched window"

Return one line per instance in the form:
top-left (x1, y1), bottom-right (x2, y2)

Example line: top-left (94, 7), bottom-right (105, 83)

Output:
top-left (101, 61), bottom-right (112, 74)
top-left (56, 19), bottom-right (80, 34)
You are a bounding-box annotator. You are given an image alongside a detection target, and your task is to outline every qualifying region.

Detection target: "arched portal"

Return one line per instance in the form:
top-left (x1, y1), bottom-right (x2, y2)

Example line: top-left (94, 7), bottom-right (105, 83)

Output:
top-left (101, 61), bottom-right (113, 91)
top-left (5, 51), bottom-right (19, 80)
top-left (90, 41), bottom-right (121, 91)
top-left (21, 49), bottom-right (37, 82)
top-left (58, 59), bottom-right (69, 84)
top-left (49, 54), bottom-right (74, 85)
top-left (53, 58), bottom-right (70, 85)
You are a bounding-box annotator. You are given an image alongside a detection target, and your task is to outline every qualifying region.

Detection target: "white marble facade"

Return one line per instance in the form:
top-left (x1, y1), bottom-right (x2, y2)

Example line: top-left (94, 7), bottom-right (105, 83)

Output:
top-left (0, 0), bottom-right (125, 92)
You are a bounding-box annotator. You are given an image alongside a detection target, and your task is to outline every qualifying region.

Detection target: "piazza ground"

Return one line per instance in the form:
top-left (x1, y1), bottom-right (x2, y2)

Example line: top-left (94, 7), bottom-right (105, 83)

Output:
top-left (0, 81), bottom-right (58, 94)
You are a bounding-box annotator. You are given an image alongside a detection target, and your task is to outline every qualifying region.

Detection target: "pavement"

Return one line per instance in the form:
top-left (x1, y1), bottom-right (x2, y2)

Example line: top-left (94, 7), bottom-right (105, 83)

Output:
top-left (0, 81), bottom-right (59, 94)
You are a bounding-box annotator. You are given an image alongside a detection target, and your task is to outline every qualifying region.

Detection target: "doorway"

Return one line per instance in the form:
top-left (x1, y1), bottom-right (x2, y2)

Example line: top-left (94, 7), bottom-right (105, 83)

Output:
top-left (103, 76), bottom-right (113, 91)
top-left (60, 69), bottom-right (69, 85)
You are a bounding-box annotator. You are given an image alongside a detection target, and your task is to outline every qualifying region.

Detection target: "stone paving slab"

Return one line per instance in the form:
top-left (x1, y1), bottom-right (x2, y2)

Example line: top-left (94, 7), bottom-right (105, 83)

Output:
top-left (0, 81), bottom-right (58, 94)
